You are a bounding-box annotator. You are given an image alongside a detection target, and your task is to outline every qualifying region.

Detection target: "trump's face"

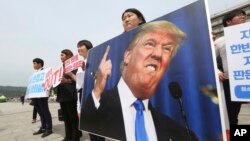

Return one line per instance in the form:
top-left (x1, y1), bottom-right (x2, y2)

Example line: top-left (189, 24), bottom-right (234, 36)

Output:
top-left (123, 31), bottom-right (176, 99)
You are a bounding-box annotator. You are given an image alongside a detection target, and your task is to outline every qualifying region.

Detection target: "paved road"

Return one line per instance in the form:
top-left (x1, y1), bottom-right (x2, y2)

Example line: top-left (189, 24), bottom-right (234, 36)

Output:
top-left (0, 102), bottom-right (249, 141)
top-left (238, 103), bottom-right (250, 125)
top-left (0, 102), bottom-right (92, 141)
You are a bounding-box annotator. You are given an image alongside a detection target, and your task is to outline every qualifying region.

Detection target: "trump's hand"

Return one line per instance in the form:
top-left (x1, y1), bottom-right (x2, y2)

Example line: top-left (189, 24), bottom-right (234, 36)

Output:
top-left (94, 46), bottom-right (112, 99)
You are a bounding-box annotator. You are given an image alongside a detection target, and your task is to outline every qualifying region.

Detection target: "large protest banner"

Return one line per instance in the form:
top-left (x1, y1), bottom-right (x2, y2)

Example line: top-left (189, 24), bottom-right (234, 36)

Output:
top-left (80, 0), bottom-right (224, 140)
top-left (224, 22), bottom-right (250, 101)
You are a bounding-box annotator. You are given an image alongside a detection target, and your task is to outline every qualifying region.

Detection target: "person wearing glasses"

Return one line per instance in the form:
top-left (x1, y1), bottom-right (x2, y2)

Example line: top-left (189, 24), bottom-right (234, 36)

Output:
top-left (214, 9), bottom-right (247, 125)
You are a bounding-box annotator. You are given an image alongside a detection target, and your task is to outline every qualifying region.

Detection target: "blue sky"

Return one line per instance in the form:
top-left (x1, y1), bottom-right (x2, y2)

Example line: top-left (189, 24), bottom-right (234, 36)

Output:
top-left (0, 0), bottom-right (249, 86)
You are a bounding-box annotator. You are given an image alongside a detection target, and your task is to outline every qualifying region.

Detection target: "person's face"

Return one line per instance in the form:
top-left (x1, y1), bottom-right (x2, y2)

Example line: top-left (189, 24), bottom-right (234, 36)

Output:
top-left (78, 45), bottom-right (88, 58)
top-left (33, 62), bottom-right (42, 70)
top-left (227, 13), bottom-right (246, 26)
top-left (123, 31), bottom-right (176, 99)
top-left (122, 12), bottom-right (142, 32)
top-left (60, 53), bottom-right (67, 63)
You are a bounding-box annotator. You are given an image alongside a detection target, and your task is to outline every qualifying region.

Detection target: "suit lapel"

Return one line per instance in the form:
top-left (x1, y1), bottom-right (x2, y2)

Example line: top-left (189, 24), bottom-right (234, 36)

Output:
top-left (149, 103), bottom-right (173, 141)
top-left (100, 86), bottom-right (126, 140)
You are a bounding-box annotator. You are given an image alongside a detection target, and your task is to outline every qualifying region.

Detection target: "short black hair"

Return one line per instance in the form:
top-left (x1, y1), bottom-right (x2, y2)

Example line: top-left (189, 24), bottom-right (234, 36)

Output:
top-left (222, 9), bottom-right (246, 27)
top-left (33, 58), bottom-right (44, 67)
top-left (122, 8), bottom-right (146, 25)
top-left (77, 40), bottom-right (93, 50)
top-left (61, 49), bottom-right (73, 59)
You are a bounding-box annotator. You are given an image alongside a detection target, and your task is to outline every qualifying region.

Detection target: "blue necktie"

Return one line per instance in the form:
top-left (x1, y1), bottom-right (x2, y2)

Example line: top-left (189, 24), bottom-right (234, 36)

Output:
top-left (133, 99), bottom-right (148, 141)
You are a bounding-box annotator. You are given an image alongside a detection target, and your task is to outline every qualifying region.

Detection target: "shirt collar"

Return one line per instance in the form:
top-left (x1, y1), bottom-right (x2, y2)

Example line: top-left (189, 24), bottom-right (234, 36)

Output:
top-left (118, 77), bottom-right (149, 111)
top-left (36, 67), bottom-right (43, 72)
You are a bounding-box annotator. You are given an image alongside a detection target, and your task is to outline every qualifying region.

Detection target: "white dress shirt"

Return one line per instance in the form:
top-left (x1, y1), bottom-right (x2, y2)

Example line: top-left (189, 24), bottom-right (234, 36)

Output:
top-left (76, 58), bottom-right (86, 114)
top-left (76, 58), bottom-right (86, 90)
top-left (214, 36), bottom-right (229, 79)
top-left (92, 78), bottom-right (157, 141)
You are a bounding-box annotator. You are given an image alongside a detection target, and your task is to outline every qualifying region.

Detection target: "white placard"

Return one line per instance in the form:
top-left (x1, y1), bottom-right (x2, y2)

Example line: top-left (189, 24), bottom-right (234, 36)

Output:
top-left (224, 22), bottom-right (250, 101)
top-left (26, 68), bottom-right (50, 98)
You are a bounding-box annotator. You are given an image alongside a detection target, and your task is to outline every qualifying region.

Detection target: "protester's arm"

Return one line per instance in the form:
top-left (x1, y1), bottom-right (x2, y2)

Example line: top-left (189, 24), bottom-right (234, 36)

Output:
top-left (61, 69), bottom-right (77, 84)
top-left (218, 71), bottom-right (227, 81)
top-left (214, 38), bottom-right (227, 81)
top-left (214, 39), bottom-right (220, 58)
top-left (61, 77), bottom-right (72, 83)
top-left (67, 72), bottom-right (76, 81)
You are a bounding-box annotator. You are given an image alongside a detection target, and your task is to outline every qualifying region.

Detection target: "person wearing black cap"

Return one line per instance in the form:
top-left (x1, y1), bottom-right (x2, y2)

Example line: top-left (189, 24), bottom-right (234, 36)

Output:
top-left (76, 40), bottom-right (93, 106)
top-left (76, 40), bottom-right (105, 141)
top-left (76, 40), bottom-right (92, 140)
top-left (214, 9), bottom-right (247, 125)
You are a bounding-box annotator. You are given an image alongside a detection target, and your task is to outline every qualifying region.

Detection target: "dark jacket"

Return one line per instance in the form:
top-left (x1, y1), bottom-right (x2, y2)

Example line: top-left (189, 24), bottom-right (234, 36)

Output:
top-left (56, 70), bottom-right (77, 102)
top-left (81, 86), bottom-right (198, 141)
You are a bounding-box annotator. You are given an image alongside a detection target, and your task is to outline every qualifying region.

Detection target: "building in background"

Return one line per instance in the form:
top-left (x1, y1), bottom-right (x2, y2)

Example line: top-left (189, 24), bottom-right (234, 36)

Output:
top-left (211, 1), bottom-right (250, 37)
